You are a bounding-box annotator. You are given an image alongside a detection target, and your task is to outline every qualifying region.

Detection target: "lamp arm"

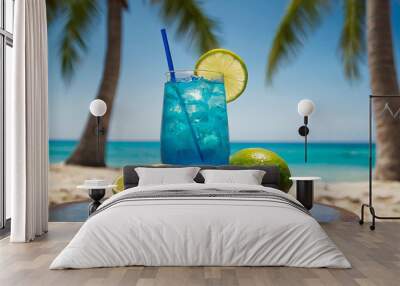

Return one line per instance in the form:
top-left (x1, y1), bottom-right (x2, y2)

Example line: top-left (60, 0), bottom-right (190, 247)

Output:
top-left (96, 117), bottom-right (100, 164)
top-left (305, 131), bottom-right (308, 163)
top-left (96, 117), bottom-right (106, 135)
top-left (298, 116), bottom-right (309, 163)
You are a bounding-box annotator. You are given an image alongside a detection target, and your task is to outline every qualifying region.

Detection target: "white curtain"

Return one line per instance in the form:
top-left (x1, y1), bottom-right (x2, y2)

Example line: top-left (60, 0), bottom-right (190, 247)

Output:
top-left (8, 0), bottom-right (49, 242)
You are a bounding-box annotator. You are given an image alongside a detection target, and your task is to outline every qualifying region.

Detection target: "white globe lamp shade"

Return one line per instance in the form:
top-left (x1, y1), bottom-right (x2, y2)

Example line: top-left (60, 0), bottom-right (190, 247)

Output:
top-left (297, 99), bottom-right (315, 116)
top-left (89, 99), bottom-right (107, 117)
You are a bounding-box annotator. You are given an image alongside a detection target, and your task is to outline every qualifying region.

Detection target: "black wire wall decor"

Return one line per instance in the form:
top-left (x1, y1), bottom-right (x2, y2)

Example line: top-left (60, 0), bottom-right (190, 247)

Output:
top-left (360, 95), bottom-right (400, 230)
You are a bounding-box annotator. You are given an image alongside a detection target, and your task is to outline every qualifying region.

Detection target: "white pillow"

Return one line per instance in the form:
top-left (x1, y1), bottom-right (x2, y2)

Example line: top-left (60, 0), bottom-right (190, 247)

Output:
top-left (135, 167), bottom-right (200, 186)
top-left (200, 169), bottom-right (266, 185)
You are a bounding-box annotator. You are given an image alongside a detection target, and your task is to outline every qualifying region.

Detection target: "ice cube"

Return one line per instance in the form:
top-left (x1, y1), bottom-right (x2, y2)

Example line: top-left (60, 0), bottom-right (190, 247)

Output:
top-left (165, 120), bottom-right (187, 134)
top-left (208, 95), bottom-right (225, 108)
top-left (186, 102), bottom-right (209, 122)
top-left (186, 89), bottom-right (202, 101)
top-left (167, 102), bottom-right (182, 114)
top-left (201, 133), bottom-right (220, 149)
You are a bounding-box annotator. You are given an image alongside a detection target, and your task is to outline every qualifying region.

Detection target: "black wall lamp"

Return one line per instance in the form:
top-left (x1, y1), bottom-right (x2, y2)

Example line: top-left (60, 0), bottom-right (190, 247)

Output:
top-left (297, 99), bottom-right (315, 163)
top-left (89, 99), bottom-right (107, 164)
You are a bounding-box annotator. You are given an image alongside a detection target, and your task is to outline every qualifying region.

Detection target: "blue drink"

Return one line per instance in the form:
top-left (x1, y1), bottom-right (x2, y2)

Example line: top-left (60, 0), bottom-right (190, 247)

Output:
top-left (161, 71), bottom-right (230, 164)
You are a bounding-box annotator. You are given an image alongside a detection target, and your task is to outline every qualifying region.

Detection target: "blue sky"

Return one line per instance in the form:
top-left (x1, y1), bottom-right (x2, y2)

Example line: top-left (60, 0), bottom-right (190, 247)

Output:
top-left (48, 0), bottom-right (400, 142)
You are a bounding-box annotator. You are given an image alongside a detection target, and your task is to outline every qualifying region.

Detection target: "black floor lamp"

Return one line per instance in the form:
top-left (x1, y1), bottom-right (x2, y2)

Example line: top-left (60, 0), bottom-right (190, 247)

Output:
top-left (359, 95), bottom-right (400, 230)
top-left (297, 99), bottom-right (315, 162)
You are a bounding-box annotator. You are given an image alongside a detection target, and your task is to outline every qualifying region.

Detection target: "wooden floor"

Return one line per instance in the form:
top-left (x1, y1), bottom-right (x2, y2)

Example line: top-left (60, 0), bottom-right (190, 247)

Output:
top-left (0, 222), bottom-right (399, 286)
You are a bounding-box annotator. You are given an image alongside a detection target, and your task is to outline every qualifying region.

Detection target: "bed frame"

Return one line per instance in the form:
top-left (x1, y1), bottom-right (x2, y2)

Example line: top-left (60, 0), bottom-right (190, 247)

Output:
top-left (123, 165), bottom-right (282, 190)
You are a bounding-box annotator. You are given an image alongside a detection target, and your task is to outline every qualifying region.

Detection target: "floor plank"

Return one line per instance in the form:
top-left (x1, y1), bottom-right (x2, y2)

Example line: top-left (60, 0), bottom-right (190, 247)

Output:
top-left (0, 222), bottom-right (399, 286)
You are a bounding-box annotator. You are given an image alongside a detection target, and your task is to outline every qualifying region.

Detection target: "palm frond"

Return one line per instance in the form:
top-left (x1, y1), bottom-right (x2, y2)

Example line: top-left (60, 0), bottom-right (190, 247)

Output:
top-left (46, 0), bottom-right (65, 24)
top-left (339, 0), bottom-right (366, 80)
top-left (61, 0), bottom-right (99, 80)
top-left (150, 0), bottom-right (220, 54)
top-left (48, 0), bottom-right (99, 81)
top-left (267, 0), bottom-right (330, 83)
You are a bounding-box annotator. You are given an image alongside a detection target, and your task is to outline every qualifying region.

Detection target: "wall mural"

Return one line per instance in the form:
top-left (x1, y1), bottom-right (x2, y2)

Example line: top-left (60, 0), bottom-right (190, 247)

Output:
top-left (47, 1), bottom-right (400, 222)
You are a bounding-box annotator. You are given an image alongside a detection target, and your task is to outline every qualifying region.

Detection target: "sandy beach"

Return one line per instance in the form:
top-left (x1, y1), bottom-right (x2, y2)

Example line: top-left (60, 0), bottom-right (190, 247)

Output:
top-left (49, 164), bottom-right (121, 206)
top-left (49, 164), bottom-right (400, 221)
top-left (314, 180), bottom-right (400, 220)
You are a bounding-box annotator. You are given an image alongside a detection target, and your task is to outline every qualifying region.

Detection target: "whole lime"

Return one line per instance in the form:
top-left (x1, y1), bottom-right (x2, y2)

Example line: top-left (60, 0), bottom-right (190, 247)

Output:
top-left (112, 175), bottom-right (124, 194)
top-left (229, 148), bottom-right (292, 192)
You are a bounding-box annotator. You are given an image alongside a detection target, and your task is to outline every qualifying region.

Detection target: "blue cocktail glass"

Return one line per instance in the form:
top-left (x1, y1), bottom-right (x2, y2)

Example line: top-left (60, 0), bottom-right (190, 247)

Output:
top-left (161, 70), bottom-right (230, 165)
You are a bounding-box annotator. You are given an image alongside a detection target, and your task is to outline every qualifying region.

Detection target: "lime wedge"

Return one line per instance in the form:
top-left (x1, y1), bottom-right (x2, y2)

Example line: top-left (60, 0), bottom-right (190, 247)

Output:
top-left (112, 175), bottom-right (124, 194)
top-left (195, 49), bottom-right (248, 103)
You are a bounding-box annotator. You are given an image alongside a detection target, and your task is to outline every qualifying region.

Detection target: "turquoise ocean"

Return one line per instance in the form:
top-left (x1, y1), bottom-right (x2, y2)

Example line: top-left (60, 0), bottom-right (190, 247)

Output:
top-left (49, 140), bottom-right (374, 182)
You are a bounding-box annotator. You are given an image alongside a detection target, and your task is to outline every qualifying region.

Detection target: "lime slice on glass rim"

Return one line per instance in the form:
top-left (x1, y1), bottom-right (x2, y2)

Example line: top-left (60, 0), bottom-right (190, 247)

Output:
top-left (195, 49), bottom-right (248, 103)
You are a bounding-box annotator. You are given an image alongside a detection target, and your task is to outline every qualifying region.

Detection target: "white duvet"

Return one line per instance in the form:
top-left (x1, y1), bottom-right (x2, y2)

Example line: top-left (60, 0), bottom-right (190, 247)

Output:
top-left (50, 183), bottom-right (350, 269)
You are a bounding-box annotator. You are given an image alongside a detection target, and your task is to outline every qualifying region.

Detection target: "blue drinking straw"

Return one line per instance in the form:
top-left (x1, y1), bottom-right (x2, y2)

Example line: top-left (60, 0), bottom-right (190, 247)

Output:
top-left (160, 28), bottom-right (204, 162)
top-left (161, 29), bottom-right (176, 82)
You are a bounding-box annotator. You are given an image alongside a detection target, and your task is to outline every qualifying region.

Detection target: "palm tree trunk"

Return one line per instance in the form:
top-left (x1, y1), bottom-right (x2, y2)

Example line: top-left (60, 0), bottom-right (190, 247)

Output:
top-left (66, 0), bottom-right (123, 166)
top-left (367, 0), bottom-right (400, 180)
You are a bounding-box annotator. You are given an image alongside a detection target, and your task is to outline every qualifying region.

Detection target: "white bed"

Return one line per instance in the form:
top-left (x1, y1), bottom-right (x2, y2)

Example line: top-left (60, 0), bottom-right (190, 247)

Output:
top-left (50, 183), bottom-right (350, 269)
